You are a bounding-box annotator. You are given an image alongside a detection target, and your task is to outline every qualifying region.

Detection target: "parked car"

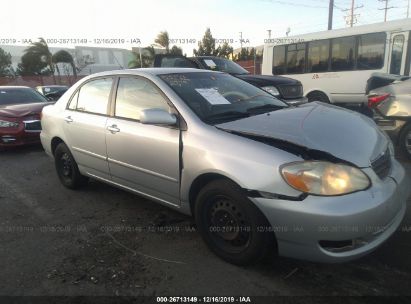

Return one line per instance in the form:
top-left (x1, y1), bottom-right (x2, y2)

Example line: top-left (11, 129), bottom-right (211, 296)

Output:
top-left (153, 55), bottom-right (308, 105)
top-left (366, 73), bottom-right (411, 160)
top-left (41, 69), bottom-right (410, 265)
top-left (0, 86), bottom-right (53, 148)
top-left (36, 85), bottom-right (69, 101)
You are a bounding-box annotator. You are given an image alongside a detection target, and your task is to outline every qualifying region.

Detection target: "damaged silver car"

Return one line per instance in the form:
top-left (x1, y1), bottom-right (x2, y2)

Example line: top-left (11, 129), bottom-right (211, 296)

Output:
top-left (367, 73), bottom-right (411, 160)
top-left (40, 69), bottom-right (410, 265)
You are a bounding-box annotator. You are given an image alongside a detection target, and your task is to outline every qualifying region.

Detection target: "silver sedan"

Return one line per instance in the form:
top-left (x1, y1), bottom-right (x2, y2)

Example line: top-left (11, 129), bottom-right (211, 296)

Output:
top-left (40, 68), bottom-right (410, 265)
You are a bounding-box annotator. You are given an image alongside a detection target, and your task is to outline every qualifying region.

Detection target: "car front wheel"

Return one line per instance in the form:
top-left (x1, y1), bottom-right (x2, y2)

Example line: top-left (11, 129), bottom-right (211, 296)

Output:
top-left (194, 179), bottom-right (275, 265)
top-left (54, 143), bottom-right (88, 189)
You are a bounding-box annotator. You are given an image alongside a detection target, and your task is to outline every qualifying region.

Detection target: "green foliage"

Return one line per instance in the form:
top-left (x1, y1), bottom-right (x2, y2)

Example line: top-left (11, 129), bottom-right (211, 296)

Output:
top-left (17, 38), bottom-right (54, 76)
top-left (0, 48), bottom-right (13, 76)
top-left (193, 28), bottom-right (219, 56)
top-left (170, 45), bottom-right (183, 55)
top-left (193, 28), bottom-right (234, 58)
top-left (128, 47), bottom-right (156, 68)
top-left (52, 50), bottom-right (77, 77)
top-left (234, 47), bottom-right (262, 61)
top-left (216, 42), bottom-right (233, 59)
top-left (155, 31), bottom-right (170, 53)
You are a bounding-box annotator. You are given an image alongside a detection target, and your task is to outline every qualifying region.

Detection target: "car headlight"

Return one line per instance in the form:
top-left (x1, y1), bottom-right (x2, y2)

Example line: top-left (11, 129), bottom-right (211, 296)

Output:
top-left (280, 161), bottom-right (370, 196)
top-left (262, 86), bottom-right (280, 96)
top-left (0, 120), bottom-right (19, 128)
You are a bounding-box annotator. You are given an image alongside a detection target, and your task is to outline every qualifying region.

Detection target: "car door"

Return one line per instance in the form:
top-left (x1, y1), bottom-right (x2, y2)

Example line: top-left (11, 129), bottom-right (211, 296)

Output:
top-left (63, 77), bottom-right (114, 180)
top-left (105, 76), bottom-right (181, 206)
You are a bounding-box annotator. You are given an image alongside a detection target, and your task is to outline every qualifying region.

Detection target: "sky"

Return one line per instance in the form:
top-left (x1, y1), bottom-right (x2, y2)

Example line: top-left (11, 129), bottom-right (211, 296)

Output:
top-left (1, 0), bottom-right (410, 55)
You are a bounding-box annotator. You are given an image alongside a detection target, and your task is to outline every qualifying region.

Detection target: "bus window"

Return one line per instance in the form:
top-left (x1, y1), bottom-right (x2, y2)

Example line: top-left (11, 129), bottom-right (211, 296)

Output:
top-left (272, 45), bottom-right (286, 75)
top-left (390, 34), bottom-right (404, 75)
top-left (286, 43), bottom-right (305, 74)
top-left (307, 40), bottom-right (330, 73)
top-left (331, 36), bottom-right (355, 71)
top-left (357, 32), bottom-right (386, 70)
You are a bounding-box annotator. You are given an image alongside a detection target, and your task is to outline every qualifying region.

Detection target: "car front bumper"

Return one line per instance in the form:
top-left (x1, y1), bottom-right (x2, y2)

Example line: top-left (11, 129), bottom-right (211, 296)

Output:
top-left (0, 128), bottom-right (41, 147)
top-left (251, 158), bottom-right (410, 263)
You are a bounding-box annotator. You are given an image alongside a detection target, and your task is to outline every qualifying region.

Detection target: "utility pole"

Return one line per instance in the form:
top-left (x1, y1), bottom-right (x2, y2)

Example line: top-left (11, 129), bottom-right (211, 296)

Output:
top-left (342, 0), bottom-right (363, 27)
top-left (328, 0), bottom-right (334, 30)
top-left (239, 32), bottom-right (243, 49)
top-left (267, 30), bottom-right (272, 39)
top-left (378, 0), bottom-right (396, 22)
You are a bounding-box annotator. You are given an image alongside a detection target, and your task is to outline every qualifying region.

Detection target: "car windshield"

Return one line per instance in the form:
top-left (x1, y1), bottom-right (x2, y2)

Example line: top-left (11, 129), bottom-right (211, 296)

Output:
top-left (198, 58), bottom-right (249, 75)
top-left (41, 86), bottom-right (68, 94)
top-left (159, 72), bottom-right (287, 124)
top-left (0, 88), bottom-right (48, 105)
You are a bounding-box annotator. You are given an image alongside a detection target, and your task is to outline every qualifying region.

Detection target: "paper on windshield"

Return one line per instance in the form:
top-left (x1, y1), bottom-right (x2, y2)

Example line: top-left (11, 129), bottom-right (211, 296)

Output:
top-left (195, 88), bottom-right (231, 105)
top-left (203, 59), bottom-right (217, 68)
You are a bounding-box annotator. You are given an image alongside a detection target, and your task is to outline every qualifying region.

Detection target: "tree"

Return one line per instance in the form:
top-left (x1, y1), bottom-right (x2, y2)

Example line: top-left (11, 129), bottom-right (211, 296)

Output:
top-left (170, 45), bottom-right (183, 55)
top-left (216, 42), bottom-right (233, 59)
top-left (17, 38), bottom-right (54, 76)
top-left (0, 48), bottom-right (13, 76)
top-left (193, 28), bottom-right (218, 56)
top-left (128, 46), bottom-right (156, 68)
top-left (52, 50), bottom-right (77, 77)
top-left (155, 31), bottom-right (170, 53)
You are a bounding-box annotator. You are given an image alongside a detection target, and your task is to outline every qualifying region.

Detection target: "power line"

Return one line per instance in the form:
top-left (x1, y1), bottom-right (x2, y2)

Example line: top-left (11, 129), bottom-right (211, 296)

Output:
top-left (379, 0), bottom-right (396, 21)
top-left (341, 0), bottom-right (364, 27)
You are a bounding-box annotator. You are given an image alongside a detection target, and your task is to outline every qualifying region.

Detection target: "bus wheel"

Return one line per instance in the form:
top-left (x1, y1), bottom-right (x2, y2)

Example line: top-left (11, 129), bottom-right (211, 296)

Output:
top-left (307, 91), bottom-right (330, 103)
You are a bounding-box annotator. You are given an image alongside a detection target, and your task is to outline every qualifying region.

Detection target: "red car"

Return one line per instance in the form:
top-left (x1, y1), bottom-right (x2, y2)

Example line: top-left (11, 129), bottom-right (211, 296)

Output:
top-left (0, 86), bottom-right (53, 148)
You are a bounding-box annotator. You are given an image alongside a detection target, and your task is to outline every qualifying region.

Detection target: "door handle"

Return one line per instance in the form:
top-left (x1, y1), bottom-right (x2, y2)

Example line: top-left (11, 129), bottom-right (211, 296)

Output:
top-left (107, 125), bottom-right (120, 134)
top-left (64, 116), bottom-right (73, 123)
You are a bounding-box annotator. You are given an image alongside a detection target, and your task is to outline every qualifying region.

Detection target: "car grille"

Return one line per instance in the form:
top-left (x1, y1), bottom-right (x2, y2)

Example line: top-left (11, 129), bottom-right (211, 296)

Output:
top-left (278, 84), bottom-right (303, 99)
top-left (24, 120), bottom-right (42, 132)
top-left (371, 148), bottom-right (391, 179)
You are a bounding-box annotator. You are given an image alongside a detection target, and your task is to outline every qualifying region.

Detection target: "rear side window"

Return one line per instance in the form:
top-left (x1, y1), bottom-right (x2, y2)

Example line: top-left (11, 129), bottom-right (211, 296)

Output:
top-left (357, 32), bottom-right (386, 70)
top-left (115, 77), bottom-right (170, 121)
top-left (331, 37), bottom-right (355, 71)
top-left (390, 34), bottom-right (405, 75)
top-left (307, 40), bottom-right (330, 72)
top-left (272, 45), bottom-right (286, 75)
top-left (76, 78), bottom-right (113, 115)
top-left (286, 43), bottom-right (305, 74)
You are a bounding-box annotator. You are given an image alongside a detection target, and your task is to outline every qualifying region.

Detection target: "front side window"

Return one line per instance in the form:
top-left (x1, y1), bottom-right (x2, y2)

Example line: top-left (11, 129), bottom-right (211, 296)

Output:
top-left (76, 78), bottom-right (113, 115)
top-left (307, 40), bottom-right (330, 73)
top-left (390, 34), bottom-right (405, 75)
top-left (115, 77), bottom-right (170, 121)
top-left (331, 37), bottom-right (355, 71)
top-left (357, 32), bottom-right (386, 70)
top-left (272, 45), bottom-right (286, 75)
top-left (286, 43), bottom-right (305, 74)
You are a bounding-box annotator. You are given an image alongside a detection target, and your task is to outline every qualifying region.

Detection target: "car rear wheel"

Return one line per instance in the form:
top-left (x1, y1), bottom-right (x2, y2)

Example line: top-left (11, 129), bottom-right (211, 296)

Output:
top-left (54, 143), bottom-right (88, 189)
top-left (399, 123), bottom-right (411, 160)
top-left (307, 91), bottom-right (330, 103)
top-left (194, 179), bottom-right (275, 265)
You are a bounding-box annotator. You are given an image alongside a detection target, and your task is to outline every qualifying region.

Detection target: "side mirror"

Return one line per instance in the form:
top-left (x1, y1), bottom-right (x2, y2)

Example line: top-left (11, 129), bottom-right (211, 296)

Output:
top-left (140, 108), bottom-right (177, 125)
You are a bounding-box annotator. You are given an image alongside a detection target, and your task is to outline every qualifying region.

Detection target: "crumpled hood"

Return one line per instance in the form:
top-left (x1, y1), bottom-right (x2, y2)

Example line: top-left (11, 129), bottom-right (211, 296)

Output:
top-left (0, 102), bottom-right (52, 118)
top-left (216, 102), bottom-right (388, 167)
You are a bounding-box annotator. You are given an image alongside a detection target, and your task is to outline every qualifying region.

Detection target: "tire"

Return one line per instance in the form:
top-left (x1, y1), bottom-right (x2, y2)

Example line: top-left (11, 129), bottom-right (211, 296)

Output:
top-left (307, 91), bottom-right (330, 103)
top-left (54, 143), bottom-right (88, 189)
top-left (194, 179), bottom-right (275, 265)
top-left (399, 123), bottom-right (411, 161)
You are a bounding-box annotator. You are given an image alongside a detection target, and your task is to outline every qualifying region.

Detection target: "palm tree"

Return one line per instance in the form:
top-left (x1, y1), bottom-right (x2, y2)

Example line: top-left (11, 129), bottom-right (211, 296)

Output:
top-left (52, 50), bottom-right (77, 77)
top-left (27, 38), bottom-right (54, 75)
top-left (154, 31), bottom-right (170, 53)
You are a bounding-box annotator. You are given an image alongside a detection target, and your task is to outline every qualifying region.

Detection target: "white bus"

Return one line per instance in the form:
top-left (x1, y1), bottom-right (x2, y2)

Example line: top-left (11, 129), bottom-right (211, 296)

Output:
top-left (262, 19), bottom-right (411, 104)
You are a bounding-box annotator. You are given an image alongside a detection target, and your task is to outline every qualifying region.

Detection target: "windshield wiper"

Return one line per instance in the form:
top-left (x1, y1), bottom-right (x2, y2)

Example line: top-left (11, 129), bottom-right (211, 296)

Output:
top-left (205, 111), bottom-right (250, 123)
top-left (246, 104), bottom-right (284, 114)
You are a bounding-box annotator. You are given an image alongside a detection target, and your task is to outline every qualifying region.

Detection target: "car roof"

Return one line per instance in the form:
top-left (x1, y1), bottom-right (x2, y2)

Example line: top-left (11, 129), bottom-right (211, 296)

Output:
top-left (0, 86), bottom-right (32, 90)
top-left (87, 68), bottom-right (222, 78)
